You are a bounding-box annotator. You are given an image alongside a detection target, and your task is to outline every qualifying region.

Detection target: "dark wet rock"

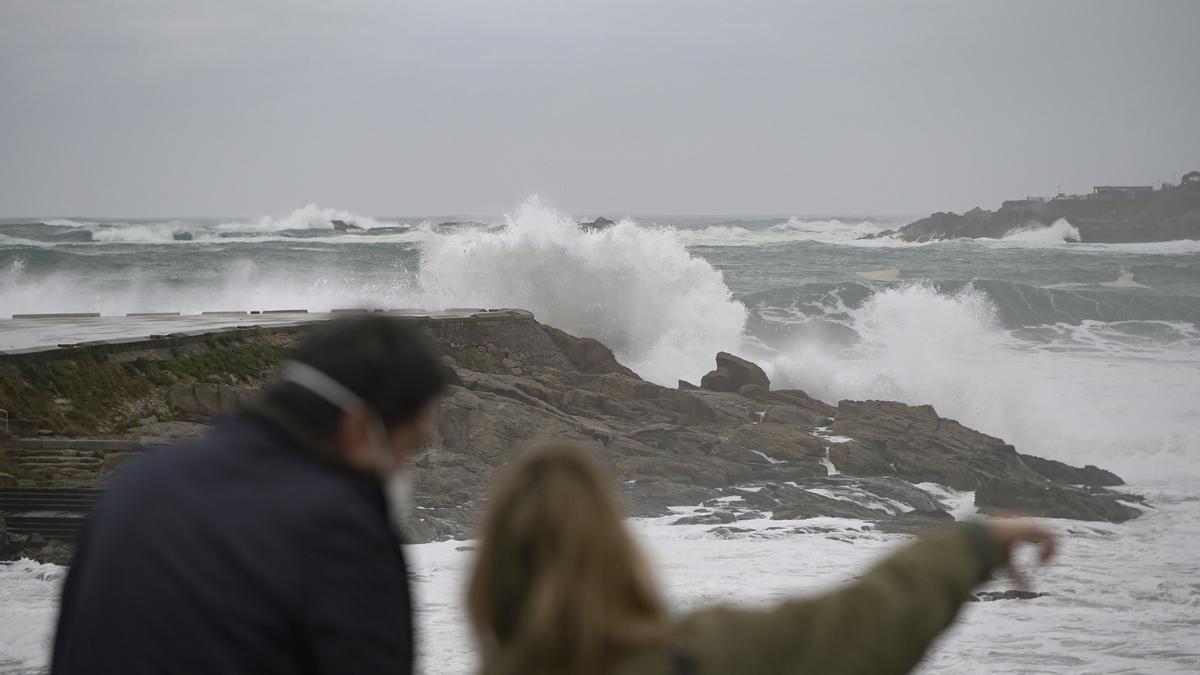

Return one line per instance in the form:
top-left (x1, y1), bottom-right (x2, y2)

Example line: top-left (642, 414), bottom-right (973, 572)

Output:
top-left (730, 423), bottom-right (827, 462)
top-left (894, 182), bottom-right (1200, 243)
top-left (331, 219), bottom-right (363, 232)
top-left (830, 399), bottom-right (1138, 522)
top-left (407, 509), bottom-right (470, 542)
top-left (542, 326), bottom-right (640, 379)
top-left (678, 380), bottom-right (700, 391)
top-left (829, 400), bottom-right (1029, 490)
top-left (1019, 453), bottom-right (1124, 486)
top-left (975, 479), bottom-right (1141, 523)
top-left (768, 484), bottom-right (887, 520)
top-left (701, 352), bottom-right (770, 392)
top-left (735, 510), bottom-right (766, 521)
top-left (579, 216), bottom-right (616, 231)
top-left (970, 590), bottom-right (1048, 602)
top-left (673, 510), bottom-right (737, 525)
top-left (873, 509), bottom-right (956, 535)
top-left (622, 480), bottom-right (720, 517)
top-left (857, 229), bottom-right (896, 240)
top-left (708, 526), bottom-right (753, 538)
top-left (1, 528), bottom-right (74, 565)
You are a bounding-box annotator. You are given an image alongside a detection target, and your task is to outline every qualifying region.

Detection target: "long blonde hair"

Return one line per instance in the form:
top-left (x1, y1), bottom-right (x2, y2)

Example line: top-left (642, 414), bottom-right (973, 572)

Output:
top-left (467, 444), bottom-right (672, 675)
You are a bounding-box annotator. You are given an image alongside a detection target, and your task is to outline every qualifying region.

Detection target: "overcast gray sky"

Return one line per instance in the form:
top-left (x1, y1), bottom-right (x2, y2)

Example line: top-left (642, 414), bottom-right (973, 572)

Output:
top-left (2, 0), bottom-right (1198, 218)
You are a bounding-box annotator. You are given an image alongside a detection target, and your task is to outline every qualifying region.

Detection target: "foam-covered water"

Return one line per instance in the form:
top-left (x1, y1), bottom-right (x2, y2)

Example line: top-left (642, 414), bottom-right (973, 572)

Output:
top-left (2, 199), bottom-right (1199, 673)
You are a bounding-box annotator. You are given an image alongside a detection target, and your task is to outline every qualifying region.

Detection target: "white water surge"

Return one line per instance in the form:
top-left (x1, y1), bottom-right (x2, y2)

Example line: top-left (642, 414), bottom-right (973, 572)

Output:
top-left (768, 284), bottom-right (1200, 481)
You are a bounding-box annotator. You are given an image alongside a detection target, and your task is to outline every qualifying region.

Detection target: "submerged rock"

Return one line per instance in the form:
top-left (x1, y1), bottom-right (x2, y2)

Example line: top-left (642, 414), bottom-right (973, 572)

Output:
top-left (673, 511), bottom-right (737, 525)
top-left (970, 590), bottom-right (1048, 602)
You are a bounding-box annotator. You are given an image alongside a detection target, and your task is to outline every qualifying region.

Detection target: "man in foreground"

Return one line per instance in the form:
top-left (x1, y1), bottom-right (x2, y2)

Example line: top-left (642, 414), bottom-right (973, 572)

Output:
top-left (52, 316), bottom-right (449, 675)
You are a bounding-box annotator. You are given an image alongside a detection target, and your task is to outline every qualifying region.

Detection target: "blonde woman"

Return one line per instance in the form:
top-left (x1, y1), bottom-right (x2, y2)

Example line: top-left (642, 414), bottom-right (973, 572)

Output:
top-left (468, 444), bottom-right (1057, 675)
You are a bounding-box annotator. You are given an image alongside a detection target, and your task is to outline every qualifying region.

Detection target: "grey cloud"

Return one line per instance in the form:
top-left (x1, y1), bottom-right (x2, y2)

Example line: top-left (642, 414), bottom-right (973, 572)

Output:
top-left (1, 0), bottom-right (1198, 217)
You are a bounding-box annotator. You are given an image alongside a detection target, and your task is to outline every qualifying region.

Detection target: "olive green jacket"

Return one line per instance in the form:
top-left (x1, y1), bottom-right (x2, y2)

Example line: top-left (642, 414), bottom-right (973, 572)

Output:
top-left (615, 524), bottom-right (999, 675)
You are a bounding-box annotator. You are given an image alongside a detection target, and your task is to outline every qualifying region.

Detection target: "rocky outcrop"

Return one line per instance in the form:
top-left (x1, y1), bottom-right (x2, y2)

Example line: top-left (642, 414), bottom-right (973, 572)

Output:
top-left (890, 181), bottom-right (1200, 243)
top-left (579, 217), bottom-right (615, 231)
top-left (0, 312), bottom-right (1143, 554)
top-left (1018, 454), bottom-right (1123, 487)
top-left (701, 352), bottom-right (770, 392)
top-left (331, 219), bottom-right (363, 232)
top-left (828, 399), bottom-right (1140, 522)
top-left (541, 326), bottom-right (640, 379)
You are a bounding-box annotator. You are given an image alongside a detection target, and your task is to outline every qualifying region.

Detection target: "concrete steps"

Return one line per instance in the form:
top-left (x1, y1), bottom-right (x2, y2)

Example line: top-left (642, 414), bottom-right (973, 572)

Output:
top-left (3, 438), bottom-right (149, 482)
top-left (0, 486), bottom-right (103, 543)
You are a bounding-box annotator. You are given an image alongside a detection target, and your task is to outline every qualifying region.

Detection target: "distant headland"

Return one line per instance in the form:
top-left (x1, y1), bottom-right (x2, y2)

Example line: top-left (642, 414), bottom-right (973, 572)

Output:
top-left (878, 170), bottom-right (1200, 243)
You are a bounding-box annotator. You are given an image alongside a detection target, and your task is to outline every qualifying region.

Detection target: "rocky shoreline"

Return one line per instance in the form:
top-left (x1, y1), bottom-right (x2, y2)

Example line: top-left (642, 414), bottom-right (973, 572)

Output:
top-left (0, 311), bottom-right (1146, 562)
top-left (878, 180), bottom-right (1200, 243)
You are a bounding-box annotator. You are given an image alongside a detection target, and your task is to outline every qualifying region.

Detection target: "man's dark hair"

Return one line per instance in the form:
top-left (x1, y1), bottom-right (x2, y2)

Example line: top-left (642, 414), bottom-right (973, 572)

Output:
top-left (267, 315), bottom-right (450, 434)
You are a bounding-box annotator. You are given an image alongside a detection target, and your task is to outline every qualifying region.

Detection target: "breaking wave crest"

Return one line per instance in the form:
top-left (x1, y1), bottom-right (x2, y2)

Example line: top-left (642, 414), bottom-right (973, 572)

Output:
top-left (417, 197), bottom-right (747, 383)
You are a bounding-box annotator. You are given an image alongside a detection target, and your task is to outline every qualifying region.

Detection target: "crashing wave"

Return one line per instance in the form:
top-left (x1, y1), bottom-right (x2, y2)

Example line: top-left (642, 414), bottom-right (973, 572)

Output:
top-left (1000, 218), bottom-right (1082, 244)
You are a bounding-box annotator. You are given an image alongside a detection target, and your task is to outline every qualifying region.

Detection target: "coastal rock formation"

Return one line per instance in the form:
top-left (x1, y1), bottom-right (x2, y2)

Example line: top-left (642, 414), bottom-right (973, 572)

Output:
top-left (0, 311), bottom-right (1145, 554)
top-left (579, 216), bottom-right (615, 231)
top-left (889, 181), bottom-right (1200, 243)
top-left (331, 219), bottom-right (363, 232)
top-left (700, 352), bottom-right (771, 392)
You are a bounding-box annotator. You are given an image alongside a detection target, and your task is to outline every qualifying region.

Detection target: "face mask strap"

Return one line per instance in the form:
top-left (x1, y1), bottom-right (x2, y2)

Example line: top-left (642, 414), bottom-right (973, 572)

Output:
top-left (280, 361), bottom-right (394, 466)
top-left (279, 361), bottom-right (364, 412)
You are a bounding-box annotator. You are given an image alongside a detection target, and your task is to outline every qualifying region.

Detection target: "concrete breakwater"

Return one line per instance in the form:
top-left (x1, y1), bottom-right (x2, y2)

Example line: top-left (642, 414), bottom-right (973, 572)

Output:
top-left (1, 308), bottom-right (1146, 564)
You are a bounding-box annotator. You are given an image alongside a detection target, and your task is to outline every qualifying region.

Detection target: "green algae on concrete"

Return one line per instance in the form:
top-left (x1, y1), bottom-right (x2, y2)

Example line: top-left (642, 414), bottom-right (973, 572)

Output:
top-left (0, 340), bottom-right (286, 436)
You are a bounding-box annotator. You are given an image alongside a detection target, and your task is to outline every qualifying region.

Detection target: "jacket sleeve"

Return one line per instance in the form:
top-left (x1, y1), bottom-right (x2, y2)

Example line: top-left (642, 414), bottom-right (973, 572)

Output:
top-left (299, 498), bottom-right (414, 675)
top-left (679, 523), bottom-right (999, 675)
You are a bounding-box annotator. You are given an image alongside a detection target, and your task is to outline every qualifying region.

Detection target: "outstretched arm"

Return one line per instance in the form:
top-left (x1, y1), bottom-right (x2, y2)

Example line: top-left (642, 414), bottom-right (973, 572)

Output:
top-left (681, 521), bottom-right (1055, 675)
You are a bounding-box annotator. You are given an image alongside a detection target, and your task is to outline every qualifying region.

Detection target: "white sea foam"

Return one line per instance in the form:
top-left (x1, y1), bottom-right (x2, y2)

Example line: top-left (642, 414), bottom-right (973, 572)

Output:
top-left (225, 203), bottom-right (394, 232)
top-left (0, 559), bottom-right (64, 673)
top-left (674, 218), bottom-right (892, 247)
top-left (88, 223), bottom-right (189, 244)
top-left (406, 481), bottom-right (1200, 673)
top-left (1099, 270), bottom-right (1148, 288)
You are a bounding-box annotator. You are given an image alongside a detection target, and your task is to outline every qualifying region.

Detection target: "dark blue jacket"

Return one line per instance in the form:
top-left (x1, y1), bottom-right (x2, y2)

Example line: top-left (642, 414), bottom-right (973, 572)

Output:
top-left (51, 411), bottom-right (413, 675)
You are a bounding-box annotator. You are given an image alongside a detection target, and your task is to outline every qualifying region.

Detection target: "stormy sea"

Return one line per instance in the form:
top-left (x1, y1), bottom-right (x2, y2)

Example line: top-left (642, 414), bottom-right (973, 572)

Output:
top-left (2, 198), bottom-right (1199, 673)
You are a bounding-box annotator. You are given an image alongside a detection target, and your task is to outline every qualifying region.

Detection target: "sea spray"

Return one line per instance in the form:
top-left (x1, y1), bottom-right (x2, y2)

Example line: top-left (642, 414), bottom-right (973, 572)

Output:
top-left (416, 197), bottom-right (748, 384)
top-left (232, 203), bottom-right (392, 232)
top-left (769, 283), bottom-right (1200, 479)
top-left (999, 218), bottom-right (1082, 244)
